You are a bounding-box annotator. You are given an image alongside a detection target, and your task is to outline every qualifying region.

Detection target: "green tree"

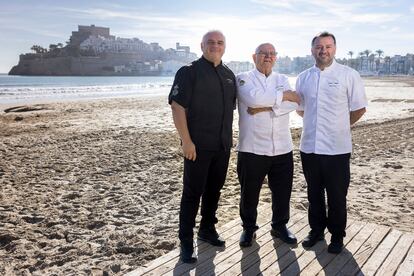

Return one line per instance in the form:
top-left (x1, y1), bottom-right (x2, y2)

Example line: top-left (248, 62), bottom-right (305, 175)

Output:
top-left (375, 49), bottom-right (384, 58)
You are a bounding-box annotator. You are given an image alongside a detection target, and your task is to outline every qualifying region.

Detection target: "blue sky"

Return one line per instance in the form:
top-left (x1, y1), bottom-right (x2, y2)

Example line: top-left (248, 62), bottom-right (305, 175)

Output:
top-left (0, 0), bottom-right (413, 73)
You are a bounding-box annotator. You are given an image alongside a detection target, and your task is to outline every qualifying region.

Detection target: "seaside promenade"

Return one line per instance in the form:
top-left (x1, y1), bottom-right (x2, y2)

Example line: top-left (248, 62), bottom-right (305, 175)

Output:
top-left (129, 206), bottom-right (414, 275)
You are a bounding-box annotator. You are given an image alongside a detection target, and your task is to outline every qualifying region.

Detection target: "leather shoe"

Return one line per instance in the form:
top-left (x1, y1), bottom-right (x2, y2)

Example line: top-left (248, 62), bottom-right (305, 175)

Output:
top-left (271, 225), bottom-right (297, 244)
top-left (197, 226), bottom-right (225, 247)
top-left (328, 236), bottom-right (344, 254)
top-left (302, 231), bottom-right (325, 248)
top-left (180, 240), bottom-right (197, 263)
top-left (239, 230), bottom-right (256, 247)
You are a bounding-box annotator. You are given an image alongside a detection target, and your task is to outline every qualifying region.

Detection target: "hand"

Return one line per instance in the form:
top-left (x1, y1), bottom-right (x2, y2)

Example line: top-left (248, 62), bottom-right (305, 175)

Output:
top-left (247, 106), bottom-right (273, 115)
top-left (282, 90), bottom-right (301, 105)
top-left (182, 141), bottom-right (196, 161)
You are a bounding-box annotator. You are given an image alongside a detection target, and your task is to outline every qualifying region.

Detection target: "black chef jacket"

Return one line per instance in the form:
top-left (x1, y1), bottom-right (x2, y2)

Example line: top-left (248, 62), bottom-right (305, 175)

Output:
top-left (168, 56), bottom-right (237, 151)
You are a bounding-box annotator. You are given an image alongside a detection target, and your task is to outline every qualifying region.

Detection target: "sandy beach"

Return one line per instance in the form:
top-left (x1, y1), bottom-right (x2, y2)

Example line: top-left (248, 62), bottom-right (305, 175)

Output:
top-left (0, 78), bottom-right (413, 275)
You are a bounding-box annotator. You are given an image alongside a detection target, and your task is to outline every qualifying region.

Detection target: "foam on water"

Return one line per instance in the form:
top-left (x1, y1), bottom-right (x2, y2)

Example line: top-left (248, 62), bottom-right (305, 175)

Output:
top-left (1, 75), bottom-right (413, 128)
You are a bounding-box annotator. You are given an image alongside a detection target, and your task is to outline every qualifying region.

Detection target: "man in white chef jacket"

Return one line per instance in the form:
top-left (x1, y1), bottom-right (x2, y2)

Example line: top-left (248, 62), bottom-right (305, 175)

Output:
top-left (296, 31), bottom-right (367, 254)
top-left (236, 43), bottom-right (301, 247)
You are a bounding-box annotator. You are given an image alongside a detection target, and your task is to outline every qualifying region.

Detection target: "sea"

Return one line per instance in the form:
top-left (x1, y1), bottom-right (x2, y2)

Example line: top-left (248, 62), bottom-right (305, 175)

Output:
top-left (1, 74), bottom-right (413, 128)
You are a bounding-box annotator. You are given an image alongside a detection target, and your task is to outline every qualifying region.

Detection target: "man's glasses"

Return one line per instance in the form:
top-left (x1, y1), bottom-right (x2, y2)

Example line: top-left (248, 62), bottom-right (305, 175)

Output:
top-left (256, 51), bottom-right (278, 57)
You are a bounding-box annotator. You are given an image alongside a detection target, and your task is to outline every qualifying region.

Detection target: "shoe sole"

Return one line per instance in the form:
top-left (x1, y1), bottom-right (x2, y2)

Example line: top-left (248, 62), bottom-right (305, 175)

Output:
top-left (181, 257), bottom-right (197, 263)
top-left (197, 236), bottom-right (225, 247)
top-left (239, 233), bottom-right (256, 247)
top-left (302, 236), bottom-right (325, 248)
top-left (271, 232), bottom-right (298, 244)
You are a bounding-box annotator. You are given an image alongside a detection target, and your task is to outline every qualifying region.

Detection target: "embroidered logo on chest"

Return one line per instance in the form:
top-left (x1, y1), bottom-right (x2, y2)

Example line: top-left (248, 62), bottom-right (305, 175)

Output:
top-left (328, 81), bottom-right (340, 87)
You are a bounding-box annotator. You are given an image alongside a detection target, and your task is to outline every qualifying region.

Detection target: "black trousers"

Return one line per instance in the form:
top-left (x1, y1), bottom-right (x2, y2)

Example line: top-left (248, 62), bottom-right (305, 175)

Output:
top-left (300, 152), bottom-right (351, 238)
top-left (237, 151), bottom-right (293, 232)
top-left (179, 149), bottom-right (230, 242)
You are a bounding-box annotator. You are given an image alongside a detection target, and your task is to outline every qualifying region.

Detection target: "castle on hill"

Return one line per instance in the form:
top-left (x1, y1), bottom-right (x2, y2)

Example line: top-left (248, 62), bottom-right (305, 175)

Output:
top-left (9, 25), bottom-right (197, 76)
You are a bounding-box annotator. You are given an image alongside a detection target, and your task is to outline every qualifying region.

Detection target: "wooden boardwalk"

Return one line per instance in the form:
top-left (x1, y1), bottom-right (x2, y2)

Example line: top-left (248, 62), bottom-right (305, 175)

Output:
top-left (127, 207), bottom-right (414, 275)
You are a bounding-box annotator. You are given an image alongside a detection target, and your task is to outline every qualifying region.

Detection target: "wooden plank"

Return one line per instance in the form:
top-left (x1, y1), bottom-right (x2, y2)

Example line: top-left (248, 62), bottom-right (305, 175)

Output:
top-left (259, 226), bottom-right (318, 275)
top-left (158, 221), bottom-right (244, 276)
top-left (175, 208), bottom-right (278, 275)
top-left (128, 206), bottom-right (414, 276)
top-left (376, 233), bottom-right (414, 276)
top-left (338, 224), bottom-right (390, 275)
top-left (356, 229), bottom-right (402, 276)
top-left (217, 214), bottom-right (308, 275)
top-left (240, 217), bottom-right (315, 276)
top-left (280, 228), bottom-right (329, 276)
top-left (127, 216), bottom-right (242, 276)
top-left (395, 241), bottom-right (414, 276)
top-left (131, 204), bottom-right (273, 275)
top-left (320, 223), bottom-right (381, 275)
top-left (195, 212), bottom-right (305, 275)
top-left (299, 221), bottom-right (365, 275)
top-left (270, 220), bottom-right (358, 276)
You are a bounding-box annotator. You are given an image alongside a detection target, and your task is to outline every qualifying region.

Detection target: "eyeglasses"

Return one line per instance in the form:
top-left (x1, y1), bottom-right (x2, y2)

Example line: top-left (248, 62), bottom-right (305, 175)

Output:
top-left (256, 51), bottom-right (278, 57)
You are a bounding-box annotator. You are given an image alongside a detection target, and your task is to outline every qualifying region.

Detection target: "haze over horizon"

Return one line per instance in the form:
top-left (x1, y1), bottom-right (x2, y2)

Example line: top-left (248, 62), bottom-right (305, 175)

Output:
top-left (1, 0), bottom-right (413, 73)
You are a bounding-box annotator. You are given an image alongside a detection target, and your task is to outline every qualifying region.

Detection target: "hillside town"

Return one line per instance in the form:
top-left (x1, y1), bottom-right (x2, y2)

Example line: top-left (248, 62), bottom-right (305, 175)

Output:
top-left (8, 24), bottom-right (414, 76)
top-left (9, 25), bottom-right (197, 76)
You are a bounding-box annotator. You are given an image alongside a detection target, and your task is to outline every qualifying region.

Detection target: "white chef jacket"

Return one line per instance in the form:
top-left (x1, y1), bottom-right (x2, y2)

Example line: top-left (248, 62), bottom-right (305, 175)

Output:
top-left (236, 69), bottom-right (298, 156)
top-left (296, 59), bottom-right (368, 155)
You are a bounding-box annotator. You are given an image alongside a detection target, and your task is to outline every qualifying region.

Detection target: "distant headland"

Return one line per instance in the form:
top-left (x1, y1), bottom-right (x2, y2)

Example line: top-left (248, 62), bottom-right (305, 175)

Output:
top-left (9, 25), bottom-right (197, 76)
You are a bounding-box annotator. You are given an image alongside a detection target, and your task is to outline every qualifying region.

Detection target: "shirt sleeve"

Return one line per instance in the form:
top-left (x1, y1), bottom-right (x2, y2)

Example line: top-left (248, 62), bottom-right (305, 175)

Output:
top-left (236, 72), bottom-right (277, 107)
top-left (272, 75), bottom-right (296, 116)
top-left (347, 70), bottom-right (368, 111)
top-left (168, 66), bottom-right (193, 108)
top-left (295, 74), bottom-right (305, 111)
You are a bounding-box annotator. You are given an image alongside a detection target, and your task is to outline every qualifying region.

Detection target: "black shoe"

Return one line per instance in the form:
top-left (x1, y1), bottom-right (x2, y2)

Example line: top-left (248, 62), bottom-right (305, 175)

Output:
top-left (180, 240), bottom-right (197, 263)
top-left (271, 225), bottom-right (297, 244)
top-left (239, 230), bottom-right (256, 247)
top-left (302, 231), bottom-right (325, 248)
top-left (197, 226), bottom-right (225, 247)
top-left (328, 236), bottom-right (344, 254)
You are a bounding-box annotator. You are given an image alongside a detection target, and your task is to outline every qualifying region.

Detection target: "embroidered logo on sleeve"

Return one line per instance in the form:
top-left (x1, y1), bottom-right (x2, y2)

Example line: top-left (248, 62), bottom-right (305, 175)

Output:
top-left (172, 84), bottom-right (179, 96)
top-left (238, 79), bottom-right (245, 86)
top-left (226, 78), bottom-right (234, 84)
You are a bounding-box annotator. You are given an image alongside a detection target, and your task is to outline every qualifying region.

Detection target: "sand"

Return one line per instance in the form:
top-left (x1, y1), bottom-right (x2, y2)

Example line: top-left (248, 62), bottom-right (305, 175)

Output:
top-left (0, 90), bottom-right (413, 275)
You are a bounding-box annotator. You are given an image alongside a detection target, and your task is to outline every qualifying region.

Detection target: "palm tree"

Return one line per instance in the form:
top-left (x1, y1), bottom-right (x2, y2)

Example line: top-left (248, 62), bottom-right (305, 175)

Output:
top-left (369, 53), bottom-right (375, 72)
top-left (358, 52), bottom-right (365, 70)
top-left (347, 51), bottom-right (354, 68)
top-left (374, 50), bottom-right (384, 72)
top-left (361, 50), bottom-right (371, 71)
top-left (375, 49), bottom-right (384, 58)
top-left (363, 49), bottom-right (371, 57)
top-left (384, 56), bottom-right (391, 74)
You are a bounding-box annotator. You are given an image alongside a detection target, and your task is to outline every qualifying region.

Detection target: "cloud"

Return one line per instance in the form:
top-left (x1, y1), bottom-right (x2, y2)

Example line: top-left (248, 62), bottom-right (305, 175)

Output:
top-left (250, 0), bottom-right (294, 9)
top-left (350, 13), bottom-right (401, 23)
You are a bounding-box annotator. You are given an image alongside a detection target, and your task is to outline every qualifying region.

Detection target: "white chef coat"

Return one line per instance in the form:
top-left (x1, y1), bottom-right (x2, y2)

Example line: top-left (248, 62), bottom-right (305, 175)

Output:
top-left (236, 69), bottom-right (298, 156)
top-left (296, 59), bottom-right (368, 155)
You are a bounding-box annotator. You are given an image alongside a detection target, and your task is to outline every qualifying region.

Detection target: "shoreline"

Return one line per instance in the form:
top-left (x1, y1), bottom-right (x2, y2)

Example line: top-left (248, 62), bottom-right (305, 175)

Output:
top-left (0, 96), bottom-right (413, 275)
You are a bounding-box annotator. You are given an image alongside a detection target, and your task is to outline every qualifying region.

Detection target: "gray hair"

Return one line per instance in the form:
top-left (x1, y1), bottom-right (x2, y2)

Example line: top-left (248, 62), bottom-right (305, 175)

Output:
top-left (202, 30), bottom-right (226, 44)
top-left (255, 43), bottom-right (275, 54)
